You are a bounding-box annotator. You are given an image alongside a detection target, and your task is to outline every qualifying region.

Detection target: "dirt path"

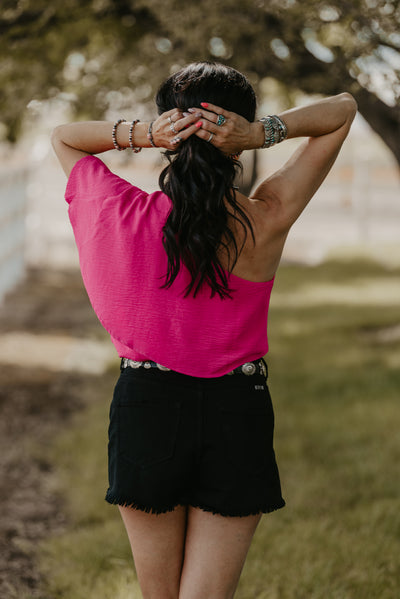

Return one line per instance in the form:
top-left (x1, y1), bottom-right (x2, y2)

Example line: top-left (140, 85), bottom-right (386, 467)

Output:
top-left (0, 268), bottom-right (115, 598)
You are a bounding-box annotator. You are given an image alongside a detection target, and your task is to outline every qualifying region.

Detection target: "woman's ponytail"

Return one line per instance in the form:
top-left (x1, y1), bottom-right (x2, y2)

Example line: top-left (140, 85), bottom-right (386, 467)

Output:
top-left (156, 62), bottom-right (257, 299)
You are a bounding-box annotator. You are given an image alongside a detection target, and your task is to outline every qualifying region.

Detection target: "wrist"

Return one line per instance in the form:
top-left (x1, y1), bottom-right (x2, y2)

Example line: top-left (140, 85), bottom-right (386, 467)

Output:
top-left (257, 115), bottom-right (288, 149)
top-left (134, 122), bottom-right (152, 148)
top-left (112, 120), bottom-right (152, 150)
top-left (248, 121), bottom-right (265, 150)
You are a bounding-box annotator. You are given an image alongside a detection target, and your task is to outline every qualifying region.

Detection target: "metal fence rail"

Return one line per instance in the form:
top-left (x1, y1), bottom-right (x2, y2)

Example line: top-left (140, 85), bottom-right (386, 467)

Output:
top-left (0, 166), bottom-right (29, 303)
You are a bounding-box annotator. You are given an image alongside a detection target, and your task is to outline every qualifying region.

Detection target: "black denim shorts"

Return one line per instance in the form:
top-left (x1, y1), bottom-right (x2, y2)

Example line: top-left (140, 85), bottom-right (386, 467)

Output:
top-left (105, 361), bottom-right (285, 517)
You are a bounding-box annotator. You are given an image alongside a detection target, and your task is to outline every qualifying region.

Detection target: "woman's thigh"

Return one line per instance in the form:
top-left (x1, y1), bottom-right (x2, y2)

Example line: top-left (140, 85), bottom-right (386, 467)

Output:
top-left (119, 504), bottom-right (187, 599)
top-left (179, 506), bottom-right (262, 599)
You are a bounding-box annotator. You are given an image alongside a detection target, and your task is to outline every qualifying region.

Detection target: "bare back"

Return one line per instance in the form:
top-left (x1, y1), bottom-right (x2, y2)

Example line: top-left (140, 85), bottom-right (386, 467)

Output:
top-left (220, 191), bottom-right (287, 282)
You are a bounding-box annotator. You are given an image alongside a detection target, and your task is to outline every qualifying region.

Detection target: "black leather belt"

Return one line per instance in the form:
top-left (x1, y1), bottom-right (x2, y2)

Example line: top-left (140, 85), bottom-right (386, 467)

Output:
top-left (120, 358), bottom-right (267, 378)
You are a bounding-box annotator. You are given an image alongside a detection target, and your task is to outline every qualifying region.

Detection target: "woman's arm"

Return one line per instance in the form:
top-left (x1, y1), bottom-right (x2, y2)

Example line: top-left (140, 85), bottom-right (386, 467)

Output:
top-left (251, 93), bottom-right (358, 229)
top-left (51, 121), bottom-right (140, 177)
top-left (277, 93), bottom-right (357, 140)
top-left (51, 110), bottom-right (203, 177)
top-left (194, 93), bottom-right (357, 230)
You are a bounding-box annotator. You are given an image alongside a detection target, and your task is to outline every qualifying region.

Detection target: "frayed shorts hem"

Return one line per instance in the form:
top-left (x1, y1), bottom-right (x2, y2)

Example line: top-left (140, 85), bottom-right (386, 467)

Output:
top-left (105, 492), bottom-right (286, 518)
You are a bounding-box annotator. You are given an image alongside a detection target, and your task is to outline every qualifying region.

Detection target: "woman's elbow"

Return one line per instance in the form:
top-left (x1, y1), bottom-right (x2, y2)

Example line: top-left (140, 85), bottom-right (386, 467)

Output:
top-left (51, 124), bottom-right (70, 149)
top-left (51, 125), bottom-right (62, 148)
top-left (338, 92), bottom-right (358, 118)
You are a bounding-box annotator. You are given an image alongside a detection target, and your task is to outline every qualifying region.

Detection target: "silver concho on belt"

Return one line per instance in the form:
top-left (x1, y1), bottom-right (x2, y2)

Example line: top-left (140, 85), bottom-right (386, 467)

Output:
top-left (123, 359), bottom-right (142, 368)
top-left (241, 362), bottom-right (257, 375)
top-left (122, 358), bottom-right (171, 371)
top-left (227, 360), bottom-right (266, 376)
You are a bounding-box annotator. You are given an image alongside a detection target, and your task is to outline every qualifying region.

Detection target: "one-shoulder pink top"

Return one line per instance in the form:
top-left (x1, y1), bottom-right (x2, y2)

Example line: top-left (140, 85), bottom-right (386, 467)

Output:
top-left (65, 155), bottom-right (275, 378)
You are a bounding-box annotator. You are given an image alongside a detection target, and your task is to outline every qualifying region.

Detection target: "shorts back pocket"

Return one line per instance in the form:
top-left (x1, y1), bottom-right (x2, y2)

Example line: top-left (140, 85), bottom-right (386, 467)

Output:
top-left (218, 387), bottom-right (275, 476)
top-left (117, 397), bottom-right (181, 469)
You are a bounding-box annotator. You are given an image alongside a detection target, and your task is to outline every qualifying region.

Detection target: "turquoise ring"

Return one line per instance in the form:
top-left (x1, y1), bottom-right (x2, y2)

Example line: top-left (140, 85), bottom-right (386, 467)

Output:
top-left (216, 114), bottom-right (226, 126)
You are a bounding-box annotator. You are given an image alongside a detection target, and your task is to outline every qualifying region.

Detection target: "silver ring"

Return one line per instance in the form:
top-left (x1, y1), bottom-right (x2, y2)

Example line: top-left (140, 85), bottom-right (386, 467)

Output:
top-left (216, 114), bottom-right (226, 126)
top-left (171, 136), bottom-right (182, 144)
top-left (207, 132), bottom-right (214, 142)
top-left (170, 123), bottom-right (178, 134)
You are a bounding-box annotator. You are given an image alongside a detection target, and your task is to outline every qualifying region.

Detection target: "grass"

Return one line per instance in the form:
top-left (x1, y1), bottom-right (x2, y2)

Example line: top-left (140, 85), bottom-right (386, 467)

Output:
top-left (37, 259), bottom-right (400, 598)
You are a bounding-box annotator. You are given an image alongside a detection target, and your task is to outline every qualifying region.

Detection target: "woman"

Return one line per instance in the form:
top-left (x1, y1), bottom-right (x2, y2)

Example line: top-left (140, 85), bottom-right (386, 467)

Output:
top-left (52, 61), bottom-right (357, 599)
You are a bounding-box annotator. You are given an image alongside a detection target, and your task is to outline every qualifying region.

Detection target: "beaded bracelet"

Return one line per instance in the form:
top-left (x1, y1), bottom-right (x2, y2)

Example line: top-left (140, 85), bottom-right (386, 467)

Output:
top-left (112, 118), bottom-right (126, 151)
top-left (259, 115), bottom-right (288, 148)
top-left (129, 119), bottom-right (142, 153)
top-left (147, 121), bottom-right (157, 147)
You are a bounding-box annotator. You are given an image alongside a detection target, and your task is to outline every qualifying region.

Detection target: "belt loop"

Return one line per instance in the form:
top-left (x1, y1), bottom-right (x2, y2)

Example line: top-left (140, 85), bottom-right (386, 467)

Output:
top-left (120, 357), bottom-right (125, 371)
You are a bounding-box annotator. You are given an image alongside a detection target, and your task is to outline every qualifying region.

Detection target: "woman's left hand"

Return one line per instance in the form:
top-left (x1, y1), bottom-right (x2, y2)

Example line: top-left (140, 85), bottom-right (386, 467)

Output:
top-left (189, 103), bottom-right (264, 154)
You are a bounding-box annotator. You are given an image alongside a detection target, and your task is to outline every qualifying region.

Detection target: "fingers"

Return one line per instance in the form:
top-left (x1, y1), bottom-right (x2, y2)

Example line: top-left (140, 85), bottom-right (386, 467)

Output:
top-left (199, 103), bottom-right (231, 119)
top-left (185, 108), bottom-right (226, 142)
top-left (163, 108), bottom-right (184, 120)
top-left (187, 105), bottom-right (231, 126)
top-left (193, 117), bottom-right (229, 145)
top-left (190, 105), bottom-right (250, 155)
top-left (154, 108), bottom-right (203, 149)
top-left (169, 119), bottom-right (203, 148)
top-left (165, 101), bottom-right (229, 121)
top-left (193, 118), bottom-right (243, 155)
top-left (170, 111), bottom-right (202, 133)
top-left (194, 125), bottom-right (218, 143)
top-left (158, 104), bottom-right (234, 150)
top-left (168, 112), bottom-right (203, 148)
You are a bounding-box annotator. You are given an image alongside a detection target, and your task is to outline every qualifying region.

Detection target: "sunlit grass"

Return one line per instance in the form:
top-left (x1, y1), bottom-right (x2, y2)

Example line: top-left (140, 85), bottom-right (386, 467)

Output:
top-left (40, 519), bottom-right (142, 599)
top-left (38, 259), bottom-right (400, 598)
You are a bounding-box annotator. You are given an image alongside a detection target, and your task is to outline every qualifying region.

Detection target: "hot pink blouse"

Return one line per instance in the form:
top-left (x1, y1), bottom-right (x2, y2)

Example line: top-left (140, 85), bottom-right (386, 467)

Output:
top-left (65, 155), bottom-right (274, 377)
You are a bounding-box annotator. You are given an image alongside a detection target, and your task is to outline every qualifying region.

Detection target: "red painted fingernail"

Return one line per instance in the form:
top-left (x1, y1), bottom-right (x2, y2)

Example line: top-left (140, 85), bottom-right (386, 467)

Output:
top-left (200, 102), bottom-right (208, 108)
top-left (195, 121), bottom-right (203, 128)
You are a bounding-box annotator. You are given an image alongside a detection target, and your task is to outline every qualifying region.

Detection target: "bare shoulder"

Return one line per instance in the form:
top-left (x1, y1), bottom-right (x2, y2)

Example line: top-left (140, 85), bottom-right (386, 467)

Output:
top-left (247, 188), bottom-right (288, 238)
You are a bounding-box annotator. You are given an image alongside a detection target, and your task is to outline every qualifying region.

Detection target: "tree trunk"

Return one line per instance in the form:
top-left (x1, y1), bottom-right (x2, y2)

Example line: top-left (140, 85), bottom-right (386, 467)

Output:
top-left (254, 41), bottom-right (400, 175)
top-left (352, 88), bottom-right (400, 174)
top-left (240, 150), bottom-right (258, 196)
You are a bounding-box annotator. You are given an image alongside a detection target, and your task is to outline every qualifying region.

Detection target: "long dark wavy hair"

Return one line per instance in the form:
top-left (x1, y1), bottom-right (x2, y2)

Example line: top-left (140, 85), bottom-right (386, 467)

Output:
top-left (156, 62), bottom-right (257, 299)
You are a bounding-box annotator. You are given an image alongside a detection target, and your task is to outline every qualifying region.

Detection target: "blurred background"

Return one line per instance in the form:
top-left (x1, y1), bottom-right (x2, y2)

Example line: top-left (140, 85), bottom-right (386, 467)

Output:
top-left (1, 0), bottom-right (399, 292)
top-left (0, 1), bottom-right (399, 598)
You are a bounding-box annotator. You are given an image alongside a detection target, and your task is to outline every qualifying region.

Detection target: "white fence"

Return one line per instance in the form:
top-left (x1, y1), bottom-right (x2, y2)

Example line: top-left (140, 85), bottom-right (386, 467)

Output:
top-left (0, 166), bottom-right (29, 303)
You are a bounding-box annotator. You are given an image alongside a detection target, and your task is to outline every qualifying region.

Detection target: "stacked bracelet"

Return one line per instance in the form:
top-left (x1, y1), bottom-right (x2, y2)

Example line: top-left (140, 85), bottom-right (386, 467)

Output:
top-left (147, 121), bottom-right (157, 147)
top-left (258, 115), bottom-right (288, 148)
top-left (112, 118), bottom-right (126, 151)
top-left (129, 119), bottom-right (142, 153)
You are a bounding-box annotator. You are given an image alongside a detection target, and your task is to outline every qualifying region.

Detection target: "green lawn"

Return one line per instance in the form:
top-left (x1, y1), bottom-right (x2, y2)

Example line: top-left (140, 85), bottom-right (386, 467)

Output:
top-left (36, 259), bottom-right (400, 599)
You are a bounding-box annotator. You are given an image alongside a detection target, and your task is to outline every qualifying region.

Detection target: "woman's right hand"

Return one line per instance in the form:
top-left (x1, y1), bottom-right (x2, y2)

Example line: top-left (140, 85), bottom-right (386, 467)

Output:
top-left (151, 108), bottom-right (204, 149)
top-left (189, 103), bottom-right (265, 155)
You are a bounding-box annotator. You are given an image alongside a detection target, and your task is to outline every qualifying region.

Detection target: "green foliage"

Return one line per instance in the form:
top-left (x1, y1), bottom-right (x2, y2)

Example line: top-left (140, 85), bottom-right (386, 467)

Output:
top-left (1, 0), bottom-right (399, 158)
top-left (36, 259), bottom-right (400, 598)
top-left (0, 0), bottom-right (161, 139)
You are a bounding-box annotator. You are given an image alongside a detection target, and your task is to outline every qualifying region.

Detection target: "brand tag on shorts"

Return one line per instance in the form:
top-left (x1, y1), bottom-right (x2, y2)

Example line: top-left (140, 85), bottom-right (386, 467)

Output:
top-left (255, 385), bottom-right (265, 391)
